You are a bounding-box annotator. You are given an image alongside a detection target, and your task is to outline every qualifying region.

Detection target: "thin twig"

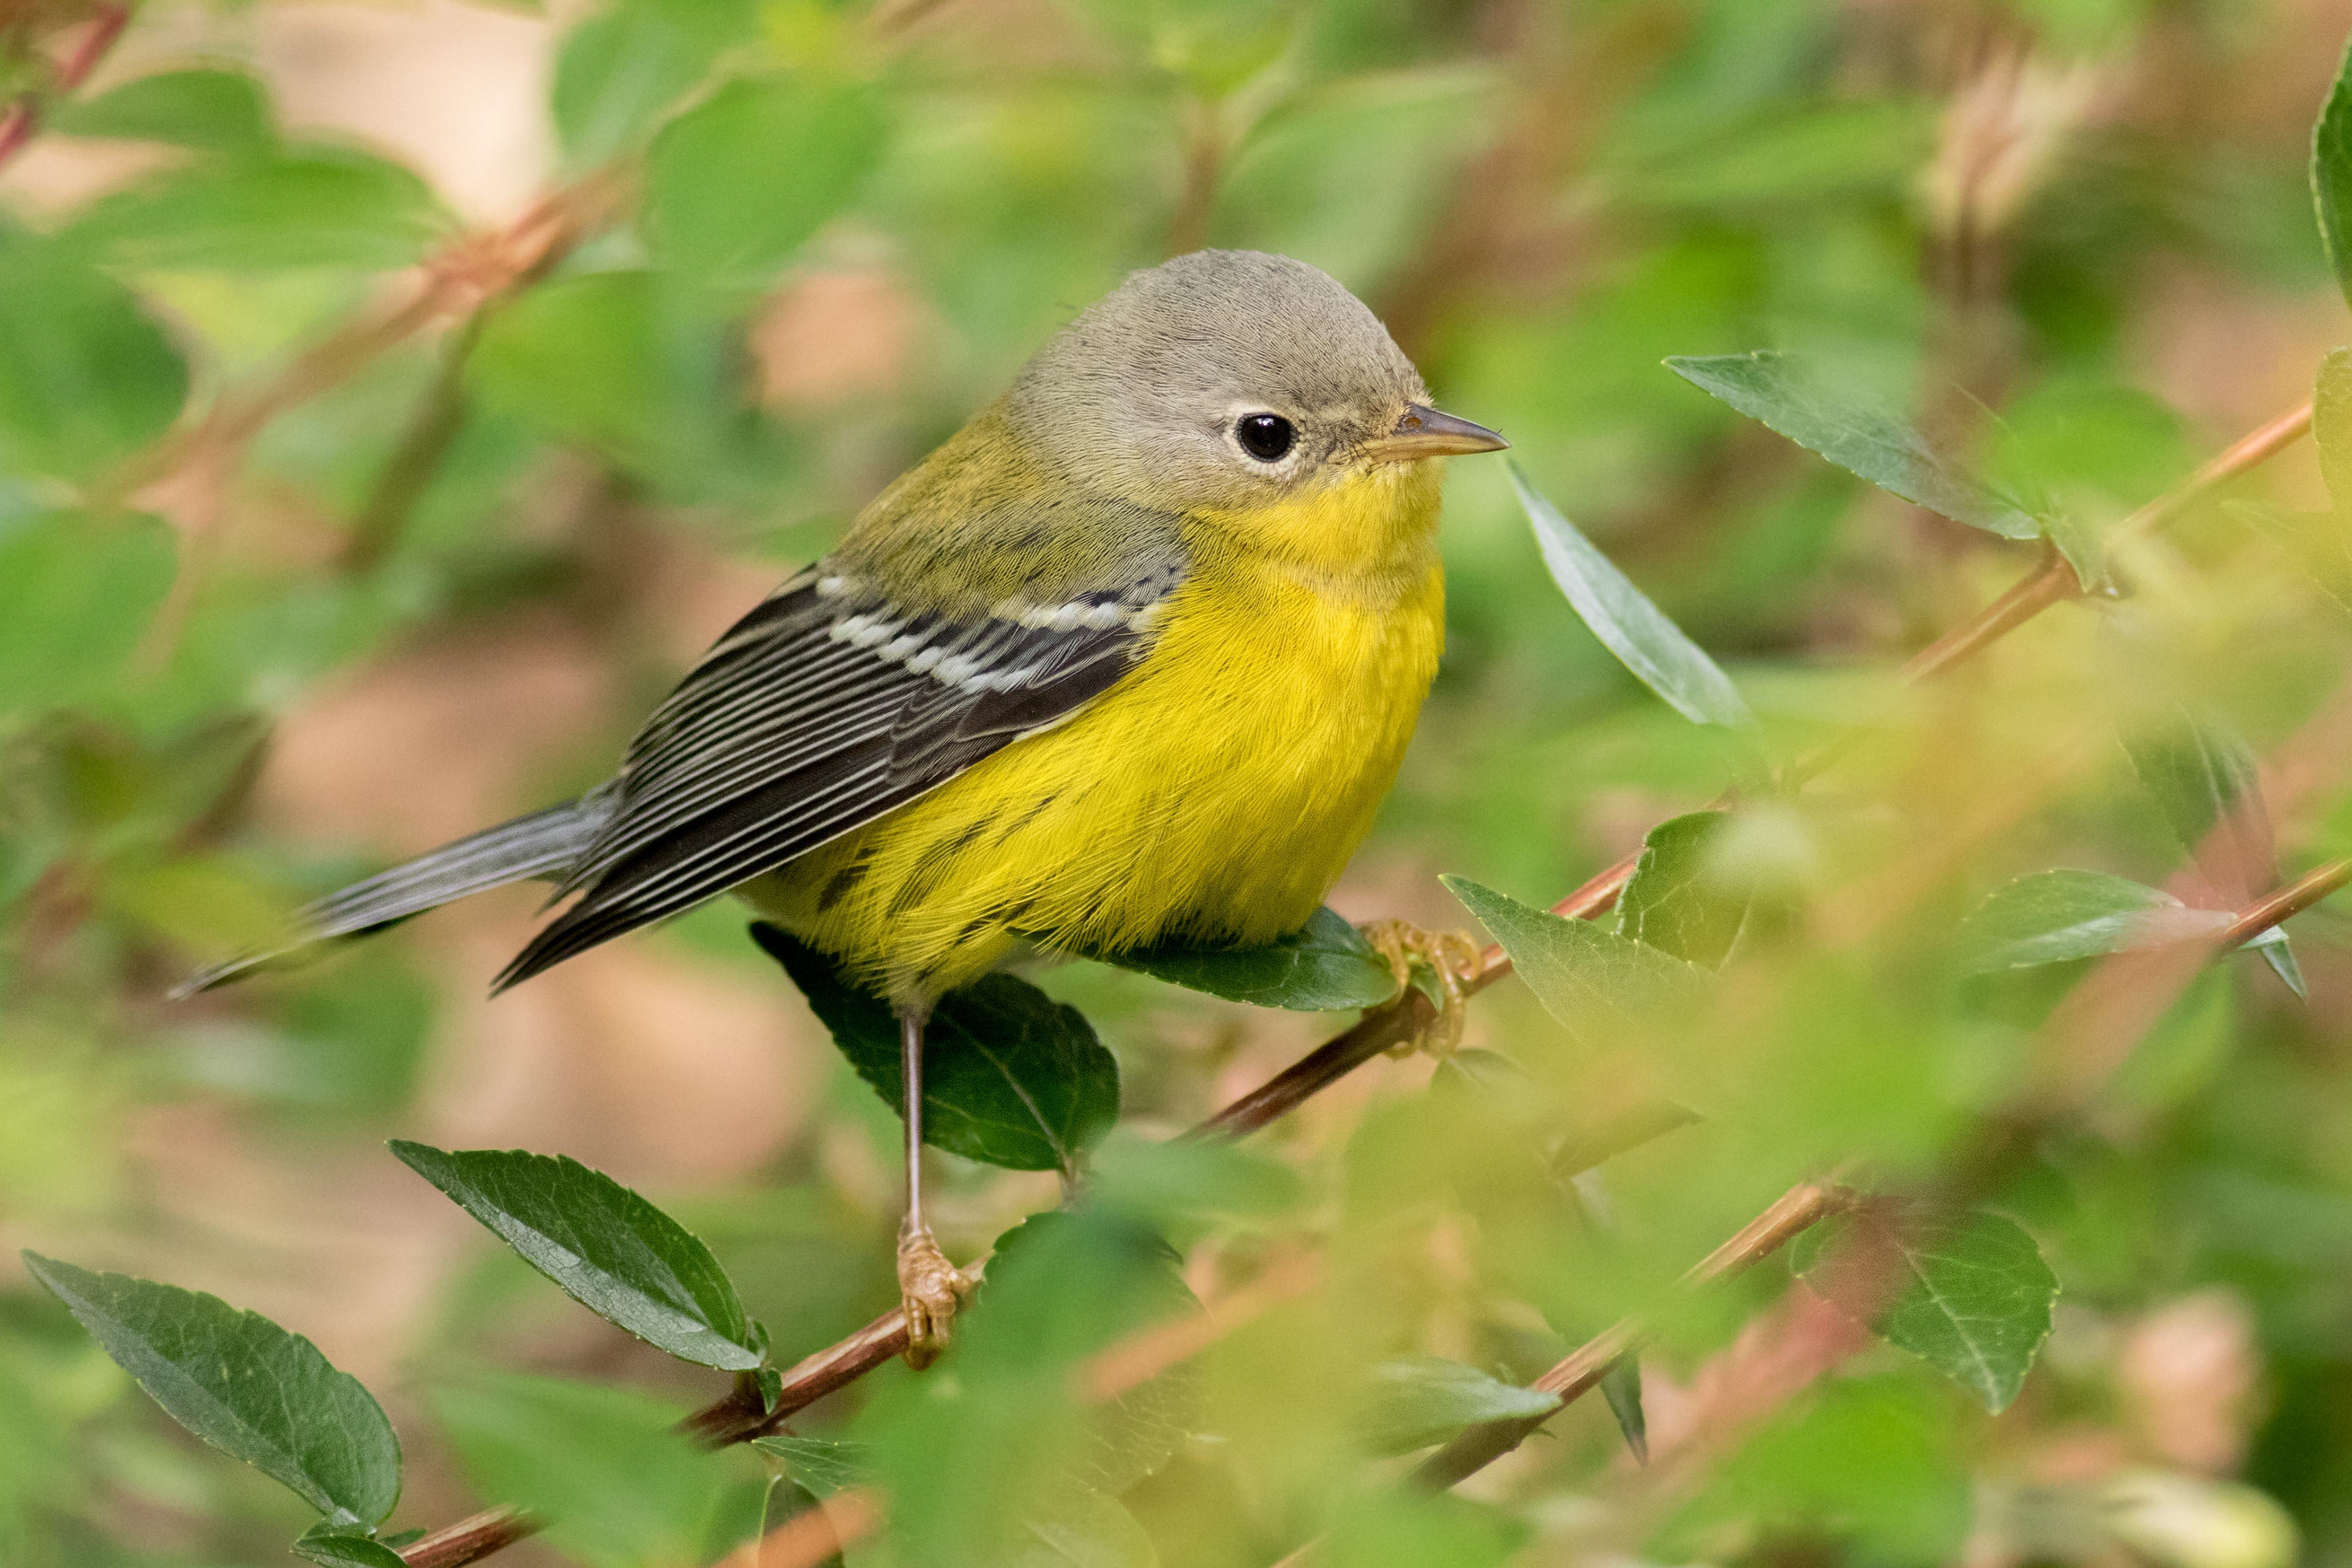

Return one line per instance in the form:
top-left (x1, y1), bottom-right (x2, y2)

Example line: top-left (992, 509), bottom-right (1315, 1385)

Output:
top-left (1408, 1178), bottom-right (1853, 1491)
top-left (0, 1), bottom-right (130, 172)
top-left (1400, 842), bottom-right (2346, 1526)
top-left (679, 396), bottom-right (2318, 1452)
top-left (101, 167), bottom-right (633, 508)
top-left (396, 1506), bottom-right (541, 1568)
top-left (2214, 856), bottom-right (2352, 949)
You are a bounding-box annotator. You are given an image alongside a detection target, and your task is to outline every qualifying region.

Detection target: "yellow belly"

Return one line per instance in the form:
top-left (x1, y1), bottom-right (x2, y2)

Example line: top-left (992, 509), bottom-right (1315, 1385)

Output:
top-left (746, 517), bottom-right (1443, 1005)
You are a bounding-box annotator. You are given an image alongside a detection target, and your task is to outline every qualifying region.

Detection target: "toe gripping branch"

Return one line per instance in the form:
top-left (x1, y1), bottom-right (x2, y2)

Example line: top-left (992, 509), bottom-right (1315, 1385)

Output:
top-left (1359, 918), bottom-right (1486, 1058)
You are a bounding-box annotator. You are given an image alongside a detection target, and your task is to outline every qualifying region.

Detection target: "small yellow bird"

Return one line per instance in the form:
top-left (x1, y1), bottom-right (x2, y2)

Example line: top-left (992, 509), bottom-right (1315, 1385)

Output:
top-left (189, 249), bottom-right (1506, 1356)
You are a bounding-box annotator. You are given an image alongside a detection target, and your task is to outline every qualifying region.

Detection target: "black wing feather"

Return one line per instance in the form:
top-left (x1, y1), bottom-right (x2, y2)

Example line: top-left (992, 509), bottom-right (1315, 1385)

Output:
top-left (493, 567), bottom-right (1172, 990)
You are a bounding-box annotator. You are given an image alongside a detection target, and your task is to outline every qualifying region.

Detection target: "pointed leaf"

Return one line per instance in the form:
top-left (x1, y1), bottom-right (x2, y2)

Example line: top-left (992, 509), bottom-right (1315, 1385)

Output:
top-left (53, 68), bottom-right (274, 156)
top-left (1443, 875), bottom-right (1706, 1037)
top-left (1512, 465), bottom-right (1755, 728)
top-left (1362, 1357), bottom-right (1560, 1455)
top-left (2223, 500), bottom-right (2352, 615)
top-left (433, 1374), bottom-right (726, 1568)
top-left (67, 148), bottom-right (451, 272)
top-left (2313, 29), bottom-right (2352, 310)
top-left (1112, 905), bottom-right (1399, 1010)
top-left (1959, 869), bottom-right (2234, 973)
top-left (2253, 930), bottom-right (2308, 1000)
top-left (1667, 352), bottom-right (2040, 539)
top-left (389, 1142), bottom-right (759, 1370)
top-left (752, 1476), bottom-right (843, 1568)
top-left (1597, 1355), bottom-right (1648, 1464)
top-left (1615, 810), bottom-right (1749, 967)
top-left (1012, 1482), bottom-right (1156, 1568)
top-left (754, 925), bottom-right (1119, 1173)
top-left (21, 1254), bottom-right (400, 1529)
top-left (1797, 1208), bottom-right (2057, 1414)
top-left (293, 1528), bottom-right (410, 1568)
top-left (0, 511), bottom-right (178, 712)
top-left (647, 74), bottom-right (885, 288)
top-left (752, 1434), bottom-right (873, 1501)
top-left (0, 242), bottom-right (189, 481)
top-left (552, 0), bottom-right (760, 164)
top-left (2123, 707), bottom-right (2273, 900)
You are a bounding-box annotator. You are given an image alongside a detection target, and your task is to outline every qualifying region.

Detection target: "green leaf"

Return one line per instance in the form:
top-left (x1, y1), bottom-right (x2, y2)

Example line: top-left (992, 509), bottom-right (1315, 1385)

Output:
top-left (1509, 464), bottom-right (1755, 728)
top-left (1615, 810), bottom-right (1748, 968)
top-left (433, 1374), bottom-right (733, 1568)
top-left (1360, 1356), bottom-right (1559, 1455)
top-left (552, 0), bottom-right (760, 164)
top-left (53, 68), bottom-right (274, 156)
top-left (1009, 1482), bottom-right (1157, 1568)
top-left (21, 1253), bottom-right (401, 1530)
top-left (753, 925), bottom-right (1119, 1174)
top-left (1599, 1356), bottom-right (1648, 1464)
top-left (1666, 352), bottom-right (2040, 540)
top-left (292, 1527), bottom-right (410, 1568)
top-left (1088, 1132), bottom-right (1305, 1233)
top-left (1959, 869), bottom-right (2236, 973)
top-left (1796, 1209), bottom-right (2057, 1414)
top-left (2313, 29), bottom-right (2352, 310)
top-left (69, 148), bottom-right (451, 272)
top-left (2223, 500), bottom-right (2352, 615)
top-left (0, 511), bottom-right (176, 712)
top-left (388, 1141), bottom-right (760, 1371)
top-left (2319, 347), bottom-right (2352, 516)
top-left (1443, 875), bottom-right (1706, 1037)
top-left (1615, 99), bottom-right (1937, 209)
top-left (2256, 931), bottom-right (2309, 1000)
top-left (0, 244), bottom-right (188, 481)
top-left (752, 1477), bottom-right (842, 1568)
top-left (1325, 1491), bottom-right (1529, 1568)
top-left (646, 74), bottom-right (884, 288)
top-left (751, 1434), bottom-right (872, 1500)
top-left (2122, 706), bottom-right (2273, 899)
top-left (1111, 905), bottom-right (1399, 1010)
top-left (467, 270), bottom-right (745, 484)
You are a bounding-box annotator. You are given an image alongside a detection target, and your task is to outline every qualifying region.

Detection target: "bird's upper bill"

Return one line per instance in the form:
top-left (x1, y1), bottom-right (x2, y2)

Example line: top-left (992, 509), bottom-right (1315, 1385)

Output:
top-left (1363, 404), bottom-right (1510, 464)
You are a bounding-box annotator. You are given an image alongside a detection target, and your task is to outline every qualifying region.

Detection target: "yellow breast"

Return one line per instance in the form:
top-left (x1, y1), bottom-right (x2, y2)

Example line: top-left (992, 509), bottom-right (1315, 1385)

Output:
top-left (750, 461), bottom-right (1446, 1004)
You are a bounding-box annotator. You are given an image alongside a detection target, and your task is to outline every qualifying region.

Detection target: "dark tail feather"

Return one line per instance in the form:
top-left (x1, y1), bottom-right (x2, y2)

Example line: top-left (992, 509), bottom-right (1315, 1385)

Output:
top-left (174, 797), bottom-right (606, 996)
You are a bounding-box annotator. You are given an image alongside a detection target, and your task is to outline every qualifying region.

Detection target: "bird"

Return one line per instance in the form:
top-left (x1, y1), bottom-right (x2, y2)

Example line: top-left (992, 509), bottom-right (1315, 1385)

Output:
top-left (182, 249), bottom-right (1508, 1360)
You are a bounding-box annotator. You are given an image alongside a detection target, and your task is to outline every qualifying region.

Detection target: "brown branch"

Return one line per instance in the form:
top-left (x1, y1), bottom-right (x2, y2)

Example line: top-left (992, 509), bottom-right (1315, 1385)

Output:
top-left (1894, 396), bottom-right (2314, 685)
top-left (1406, 1178), bottom-right (1852, 1493)
top-left (2214, 856), bottom-right (2352, 950)
top-left (680, 395), bottom-right (2318, 1452)
top-left (1388, 840), bottom-right (2352, 1551)
top-left (100, 167), bottom-right (632, 508)
top-left (0, 1), bottom-right (129, 171)
top-left (396, 1506), bottom-right (541, 1568)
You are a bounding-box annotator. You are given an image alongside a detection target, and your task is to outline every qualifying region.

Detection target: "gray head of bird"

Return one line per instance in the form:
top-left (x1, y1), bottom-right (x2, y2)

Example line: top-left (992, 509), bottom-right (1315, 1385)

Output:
top-left (1006, 249), bottom-right (1506, 513)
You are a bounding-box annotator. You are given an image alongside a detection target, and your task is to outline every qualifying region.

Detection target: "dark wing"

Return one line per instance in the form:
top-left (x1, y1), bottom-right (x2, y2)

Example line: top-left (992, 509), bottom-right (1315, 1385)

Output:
top-left (491, 561), bottom-right (1181, 990)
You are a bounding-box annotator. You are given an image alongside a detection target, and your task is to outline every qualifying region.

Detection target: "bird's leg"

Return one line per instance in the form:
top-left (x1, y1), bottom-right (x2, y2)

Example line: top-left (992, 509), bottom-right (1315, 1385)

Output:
top-left (895, 1002), bottom-right (970, 1368)
top-left (1359, 918), bottom-right (1485, 1058)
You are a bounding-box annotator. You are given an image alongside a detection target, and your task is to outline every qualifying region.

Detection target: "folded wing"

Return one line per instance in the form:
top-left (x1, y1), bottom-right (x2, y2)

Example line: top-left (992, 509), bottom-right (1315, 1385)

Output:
top-left (491, 560), bottom-right (1180, 990)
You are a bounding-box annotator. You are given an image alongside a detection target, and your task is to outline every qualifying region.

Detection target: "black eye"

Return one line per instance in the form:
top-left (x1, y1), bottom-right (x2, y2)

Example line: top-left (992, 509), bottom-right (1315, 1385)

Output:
top-left (1235, 413), bottom-right (1295, 462)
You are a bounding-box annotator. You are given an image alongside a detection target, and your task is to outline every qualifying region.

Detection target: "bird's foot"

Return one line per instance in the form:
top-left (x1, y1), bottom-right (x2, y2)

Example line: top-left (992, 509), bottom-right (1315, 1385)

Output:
top-left (897, 1225), bottom-right (973, 1369)
top-left (1359, 918), bottom-right (1484, 1058)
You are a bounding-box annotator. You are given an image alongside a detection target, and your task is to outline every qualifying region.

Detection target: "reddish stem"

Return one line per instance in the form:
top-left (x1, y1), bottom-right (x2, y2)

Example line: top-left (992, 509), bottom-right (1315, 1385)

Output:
top-left (0, 2), bottom-right (130, 171)
top-left (396, 1507), bottom-right (541, 1568)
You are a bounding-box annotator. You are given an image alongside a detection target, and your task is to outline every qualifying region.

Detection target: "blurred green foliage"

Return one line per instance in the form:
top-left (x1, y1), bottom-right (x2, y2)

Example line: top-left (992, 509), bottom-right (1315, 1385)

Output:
top-left (6, 0), bottom-right (2352, 1566)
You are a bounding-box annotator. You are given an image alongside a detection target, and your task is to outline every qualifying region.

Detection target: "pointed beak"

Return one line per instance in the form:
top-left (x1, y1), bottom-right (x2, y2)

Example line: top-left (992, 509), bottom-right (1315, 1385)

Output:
top-left (1363, 403), bottom-right (1510, 464)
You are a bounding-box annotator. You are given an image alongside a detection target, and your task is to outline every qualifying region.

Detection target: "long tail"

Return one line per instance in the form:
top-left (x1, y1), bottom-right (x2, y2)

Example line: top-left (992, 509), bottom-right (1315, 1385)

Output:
top-left (175, 794), bottom-right (611, 996)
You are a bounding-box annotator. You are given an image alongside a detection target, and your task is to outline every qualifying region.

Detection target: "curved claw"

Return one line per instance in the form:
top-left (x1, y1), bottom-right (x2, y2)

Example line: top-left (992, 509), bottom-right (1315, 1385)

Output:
top-left (898, 1227), bottom-right (973, 1370)
top-left (1359, 918), bottom-right (1485, 1058)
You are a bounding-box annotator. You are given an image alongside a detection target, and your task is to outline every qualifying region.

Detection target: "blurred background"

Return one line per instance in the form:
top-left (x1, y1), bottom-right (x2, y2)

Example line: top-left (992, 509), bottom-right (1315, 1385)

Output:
top-left (7, 0), bottom-right (2352, 1564)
